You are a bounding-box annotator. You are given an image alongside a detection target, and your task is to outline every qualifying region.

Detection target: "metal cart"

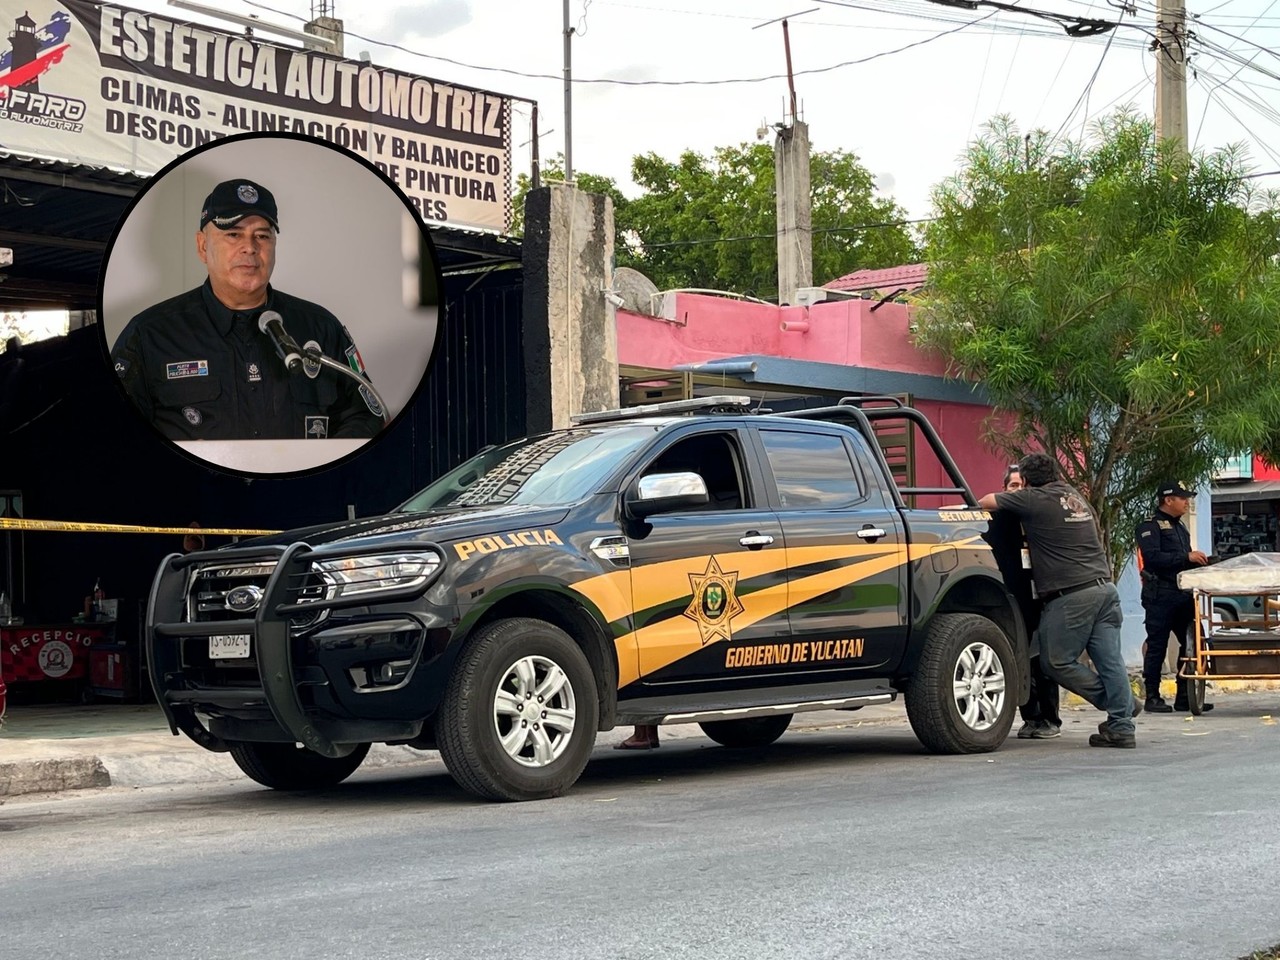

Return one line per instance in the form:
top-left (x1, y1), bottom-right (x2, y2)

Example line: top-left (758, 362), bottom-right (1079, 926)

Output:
top-left (1180, 555), bottom-right (1280, 715)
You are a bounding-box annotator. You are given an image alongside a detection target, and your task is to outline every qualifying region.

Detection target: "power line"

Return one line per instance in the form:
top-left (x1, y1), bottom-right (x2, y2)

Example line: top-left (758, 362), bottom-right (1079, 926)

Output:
top-left (1052, 13), bottom-right (1122, 143)
top-left (241, 0), bottom-right (999, 86)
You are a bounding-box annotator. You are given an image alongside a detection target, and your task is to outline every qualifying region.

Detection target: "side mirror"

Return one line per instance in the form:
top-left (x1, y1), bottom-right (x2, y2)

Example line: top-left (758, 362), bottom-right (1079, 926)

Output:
top-left (626, 471), bottom-right (709, 520)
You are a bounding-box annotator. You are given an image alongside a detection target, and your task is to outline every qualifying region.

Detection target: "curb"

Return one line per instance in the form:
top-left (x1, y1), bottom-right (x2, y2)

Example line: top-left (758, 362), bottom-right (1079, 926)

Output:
top-left (0, 757), bottom-right (111, 798)
top-left (0, 710), bottom-right (909, 799)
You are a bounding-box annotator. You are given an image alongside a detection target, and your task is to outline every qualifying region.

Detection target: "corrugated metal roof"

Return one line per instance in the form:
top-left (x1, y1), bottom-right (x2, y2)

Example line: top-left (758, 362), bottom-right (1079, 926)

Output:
top-left (826, 262), bottom-right (928, 293)
top-left (0, 151), bottom-right (146, 311)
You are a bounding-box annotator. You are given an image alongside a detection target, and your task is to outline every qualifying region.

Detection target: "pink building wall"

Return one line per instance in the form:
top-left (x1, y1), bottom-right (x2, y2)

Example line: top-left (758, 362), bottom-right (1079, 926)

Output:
top-left (617, 294), bottom-right (950, 377)
top-left (617, 292), bottom-right (1011, 498)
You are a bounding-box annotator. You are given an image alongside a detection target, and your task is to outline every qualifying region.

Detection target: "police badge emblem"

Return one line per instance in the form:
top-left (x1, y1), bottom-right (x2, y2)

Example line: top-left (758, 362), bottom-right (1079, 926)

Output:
top-left (302, 341), bottom-right (322, 379)
top-left (183, 406), bottom-right (202, 425)
top-left (237, 184), bottom-right (259, 203)
top-left (305, 416), bottom-right (329, 439)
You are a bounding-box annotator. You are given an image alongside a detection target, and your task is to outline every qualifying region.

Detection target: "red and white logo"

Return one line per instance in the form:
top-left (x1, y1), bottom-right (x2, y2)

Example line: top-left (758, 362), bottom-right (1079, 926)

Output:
top-left (0, 8), bottom-right (86, 132)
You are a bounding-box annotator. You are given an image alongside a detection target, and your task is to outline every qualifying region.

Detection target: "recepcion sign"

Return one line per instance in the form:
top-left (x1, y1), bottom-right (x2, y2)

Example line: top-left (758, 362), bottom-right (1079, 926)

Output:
top-left (0, 0), bottom-right (514, 231)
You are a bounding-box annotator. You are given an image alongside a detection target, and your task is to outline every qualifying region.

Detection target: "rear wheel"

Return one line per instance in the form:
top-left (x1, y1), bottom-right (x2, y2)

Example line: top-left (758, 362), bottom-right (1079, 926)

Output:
top-left (699, 714), bottom-right (793, 748)
top-left (437, 617), bottom-right (598, 802)
top-left (228, 741), bottom-right (370, 790)
top-left (1187, 677), bottom-right (1206, 715)
top-left (906, 612), bottom-right (1017, 754)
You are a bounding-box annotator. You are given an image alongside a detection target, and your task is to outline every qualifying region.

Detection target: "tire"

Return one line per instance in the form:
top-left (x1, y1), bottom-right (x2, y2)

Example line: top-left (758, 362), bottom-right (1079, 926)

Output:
top-left (437, 618), bottom-right (599, 802)
top-left (228, 741), bottom-right (370, 790)
top-left (905, 612), bottom-right (1017, 754)
top-left (699, 714), bottom-right (793, 749)
top-left (1187, 677), bottom-right (1206, 716)
top-left (1213, 603), bottom-right (1236, 625)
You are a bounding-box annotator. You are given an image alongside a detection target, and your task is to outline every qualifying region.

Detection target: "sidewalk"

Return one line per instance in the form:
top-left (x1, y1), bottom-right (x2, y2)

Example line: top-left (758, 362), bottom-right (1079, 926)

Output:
top-left (0, 699), bottom-right (913, 800)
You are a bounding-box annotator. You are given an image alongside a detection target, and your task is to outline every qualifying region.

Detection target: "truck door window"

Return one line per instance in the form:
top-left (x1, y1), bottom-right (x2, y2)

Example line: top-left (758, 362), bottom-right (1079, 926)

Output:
top-left (643, 432), bottom-right (747, 510)
top-left (759, 430), bottom-right (863, 509)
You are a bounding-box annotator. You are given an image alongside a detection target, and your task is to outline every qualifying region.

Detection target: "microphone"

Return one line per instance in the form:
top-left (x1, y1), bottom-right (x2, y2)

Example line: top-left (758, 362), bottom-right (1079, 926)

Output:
top-left (257, 310), bottom-right (303, 370)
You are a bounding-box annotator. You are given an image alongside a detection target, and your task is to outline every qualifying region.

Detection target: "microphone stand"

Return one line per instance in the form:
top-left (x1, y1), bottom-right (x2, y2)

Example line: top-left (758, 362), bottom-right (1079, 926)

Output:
top-left (300, 346), bottom-right (392, 426)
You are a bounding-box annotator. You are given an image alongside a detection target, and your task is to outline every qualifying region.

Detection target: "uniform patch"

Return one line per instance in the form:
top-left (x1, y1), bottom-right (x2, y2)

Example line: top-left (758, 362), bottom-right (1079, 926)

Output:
top-left (683, 556), bottom-right (745, 646)
top-left (166, 360), bottom-right (208, 379)
top-left (344, 343), bottom-right (367, 376)
top-left (114, 359), bottom-right (129, 377)
top-left (359, 384), bottom-right (385, 418)
top-left (237, 183), bottom-right (259, 203)
top-left (302, 341), bottom-right (322, 379)
top-left (345, 342), bottom-right (383, 417)
top-left (305, 416), bottom-right (329, 439)
top-left (183, 406), bottom-right (202, 425)
top-left (247, 362), bottom-right (262, 383)
top-left (1157, 520), bottom-right (1172, 530)
top-left (1140, 530), bottom-right (1153, 538)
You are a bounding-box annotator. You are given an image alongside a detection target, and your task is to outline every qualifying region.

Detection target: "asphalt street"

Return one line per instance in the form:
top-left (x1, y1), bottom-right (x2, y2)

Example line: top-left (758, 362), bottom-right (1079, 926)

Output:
top-left (2, 699), bottom-right (1279, 960)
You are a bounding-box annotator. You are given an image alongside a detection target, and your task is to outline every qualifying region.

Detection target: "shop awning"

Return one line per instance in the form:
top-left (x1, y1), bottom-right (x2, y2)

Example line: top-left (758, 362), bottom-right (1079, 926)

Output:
top-left (1212, 480), bottom-right (1280, 503)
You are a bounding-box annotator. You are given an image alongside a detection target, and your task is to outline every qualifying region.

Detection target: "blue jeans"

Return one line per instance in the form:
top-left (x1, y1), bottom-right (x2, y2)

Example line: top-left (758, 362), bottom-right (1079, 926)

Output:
top-left (1038, 583), bottom-right (1134, 734)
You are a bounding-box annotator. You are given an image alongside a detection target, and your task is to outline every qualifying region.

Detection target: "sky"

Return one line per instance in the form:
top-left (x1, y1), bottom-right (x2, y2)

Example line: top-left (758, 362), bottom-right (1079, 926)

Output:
top-left (111, 0), bottom-right (1280, 227)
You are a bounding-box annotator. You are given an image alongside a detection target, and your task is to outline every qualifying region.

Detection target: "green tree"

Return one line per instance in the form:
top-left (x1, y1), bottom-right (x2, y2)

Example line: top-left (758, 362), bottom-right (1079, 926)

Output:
top-left (914, 111), bottom-right (1280, 575)
top-left (509, 157), bottom-right (629, 238)
top-left (511, 146), bottom-right (919, 299)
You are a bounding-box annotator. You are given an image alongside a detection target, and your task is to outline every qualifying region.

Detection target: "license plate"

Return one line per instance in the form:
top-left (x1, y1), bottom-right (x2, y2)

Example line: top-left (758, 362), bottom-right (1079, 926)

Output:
top-left (209, 634), bottom-right (251, 659)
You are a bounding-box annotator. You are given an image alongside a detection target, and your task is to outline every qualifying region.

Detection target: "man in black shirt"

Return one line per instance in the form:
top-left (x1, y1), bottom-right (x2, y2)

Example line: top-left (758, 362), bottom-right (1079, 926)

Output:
top-left (1136, 482), bottom-right (1212, 713)
top-left (979, 453), bottom-right (1140, 748)
top-left (111, 178), bottom-right (383, 441)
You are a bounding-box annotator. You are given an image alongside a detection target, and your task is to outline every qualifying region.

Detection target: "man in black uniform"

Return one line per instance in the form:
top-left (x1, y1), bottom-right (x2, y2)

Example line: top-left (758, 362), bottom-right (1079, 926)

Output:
top-left (1136, 481), bottom-right (1212, 713)
top-left (111, 178), bottom-right (383, 441)
top-left (979, 453), bottom-right (1140, 748)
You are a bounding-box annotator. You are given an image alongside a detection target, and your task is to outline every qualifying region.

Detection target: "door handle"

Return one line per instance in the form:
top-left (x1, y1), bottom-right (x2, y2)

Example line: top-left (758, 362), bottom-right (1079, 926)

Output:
top-left (739, 532), bottom-right (774, 549)
top-left (856, 526), bottom-right (887, 541)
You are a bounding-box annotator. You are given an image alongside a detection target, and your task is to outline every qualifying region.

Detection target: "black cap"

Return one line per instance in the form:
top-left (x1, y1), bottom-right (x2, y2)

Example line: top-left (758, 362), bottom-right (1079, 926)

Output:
top-left (1159, 481), bottom-right (1194, 499)
top-left (199, 179), bottom-right (279, 232)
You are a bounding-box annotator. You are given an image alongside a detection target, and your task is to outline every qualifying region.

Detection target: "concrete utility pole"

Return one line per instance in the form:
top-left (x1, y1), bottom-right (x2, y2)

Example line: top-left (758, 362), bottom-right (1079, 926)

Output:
top-left (775, 120), bottom-right (812, 306)
top-left (305, 0), bottom-right (343, 56)
top-left (1154, 0), bottom-right (1189, 148)
top-left (771, 15), bottom-right (813, 306)
top-left (563, 0), bottom-right (574, 181)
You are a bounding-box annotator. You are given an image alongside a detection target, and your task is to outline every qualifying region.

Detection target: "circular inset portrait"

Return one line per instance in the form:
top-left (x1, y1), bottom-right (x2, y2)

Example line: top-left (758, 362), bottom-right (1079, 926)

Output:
top-left (101, 132), bottom-right (441, 475)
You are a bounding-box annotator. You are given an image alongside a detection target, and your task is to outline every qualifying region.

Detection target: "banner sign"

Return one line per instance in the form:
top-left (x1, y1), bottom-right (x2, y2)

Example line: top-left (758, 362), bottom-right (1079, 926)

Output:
top-left (0, 0), bottom-right (514, 231)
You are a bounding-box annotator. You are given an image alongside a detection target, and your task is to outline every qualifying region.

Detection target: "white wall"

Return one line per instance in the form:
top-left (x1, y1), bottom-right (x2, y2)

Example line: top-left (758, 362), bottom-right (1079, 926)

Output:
top-left (101, 136), bottom-right (438, 426)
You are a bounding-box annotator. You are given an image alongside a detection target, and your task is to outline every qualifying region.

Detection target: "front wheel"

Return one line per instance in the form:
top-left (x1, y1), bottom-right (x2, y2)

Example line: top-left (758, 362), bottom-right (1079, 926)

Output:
top-left (229, 741), bottom-right (370, 790)
top-left (699, 714), bottom-right (793, 748)
top-left (905, 613), bottom-right (1017, 754)
top-left (437, 618), bottom-right (599, 802)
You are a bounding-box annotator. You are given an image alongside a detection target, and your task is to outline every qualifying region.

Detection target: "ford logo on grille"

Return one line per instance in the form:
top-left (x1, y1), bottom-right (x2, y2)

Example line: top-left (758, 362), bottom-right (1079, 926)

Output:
top-left (225, 585), bottom-right (264, 613)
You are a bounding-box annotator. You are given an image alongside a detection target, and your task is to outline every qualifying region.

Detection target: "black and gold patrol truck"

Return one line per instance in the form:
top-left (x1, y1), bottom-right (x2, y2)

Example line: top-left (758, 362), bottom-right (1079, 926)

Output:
top-left (145, 396), bottom-right (1030, 801)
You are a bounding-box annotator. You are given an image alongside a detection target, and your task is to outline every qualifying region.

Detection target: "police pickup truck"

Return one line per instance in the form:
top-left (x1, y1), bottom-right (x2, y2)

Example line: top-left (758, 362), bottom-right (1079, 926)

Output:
top-left (145, 396), bottom-right (1029, 801)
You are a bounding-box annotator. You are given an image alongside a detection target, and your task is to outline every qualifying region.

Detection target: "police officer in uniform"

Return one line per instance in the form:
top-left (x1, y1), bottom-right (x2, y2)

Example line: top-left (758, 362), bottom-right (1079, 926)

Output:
top-left (111, 179), bottom-right (383, 441)
top-left (1136, 481), bottom-right (1213, 713)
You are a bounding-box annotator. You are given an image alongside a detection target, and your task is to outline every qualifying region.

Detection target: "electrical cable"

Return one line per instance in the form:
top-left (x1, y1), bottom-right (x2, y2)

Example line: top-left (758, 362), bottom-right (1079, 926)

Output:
top-left (240, 0), bottom-right (1002, 86)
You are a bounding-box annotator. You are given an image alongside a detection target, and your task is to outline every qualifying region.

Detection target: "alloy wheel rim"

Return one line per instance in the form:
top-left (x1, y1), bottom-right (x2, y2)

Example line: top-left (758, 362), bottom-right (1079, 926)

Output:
top-left (492, 654), bottom-right (577, 767)
top-left (951, 641), bottom-right (1006, 732)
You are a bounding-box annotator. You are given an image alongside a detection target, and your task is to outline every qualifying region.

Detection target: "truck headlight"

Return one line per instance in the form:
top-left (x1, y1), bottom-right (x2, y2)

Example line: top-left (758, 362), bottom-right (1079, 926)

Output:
top-left (313, 552), bottom-right (442, 598)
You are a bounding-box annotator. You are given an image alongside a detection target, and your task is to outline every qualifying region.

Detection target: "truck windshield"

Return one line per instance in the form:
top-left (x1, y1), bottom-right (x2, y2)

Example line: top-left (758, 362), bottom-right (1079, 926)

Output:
top-left (397, 426), bottom-right (657, 512)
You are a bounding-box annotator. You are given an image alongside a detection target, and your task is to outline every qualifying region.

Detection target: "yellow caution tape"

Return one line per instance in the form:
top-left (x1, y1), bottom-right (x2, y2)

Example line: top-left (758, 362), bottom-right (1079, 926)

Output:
top-left (0, 518), bottom-right (281, 536)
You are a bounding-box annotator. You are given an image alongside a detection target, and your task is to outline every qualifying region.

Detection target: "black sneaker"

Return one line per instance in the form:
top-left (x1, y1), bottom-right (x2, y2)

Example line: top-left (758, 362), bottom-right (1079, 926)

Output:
top-left (1029, 721), bottom-right (1062, 740)
top-left (1174, 701), bottom-right (1215, 713)
top-left (1145, 697), bottom-right (1173, 713)
top-left (1089, 727), bottom-right (1136, 749)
